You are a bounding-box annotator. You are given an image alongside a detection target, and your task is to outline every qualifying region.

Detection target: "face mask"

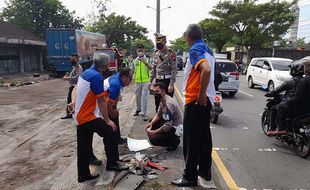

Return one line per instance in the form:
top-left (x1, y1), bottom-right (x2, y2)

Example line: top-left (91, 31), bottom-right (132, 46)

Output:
top-left (138, 52), bottom-right (144, 57)
top-left (156, 43), bottom-right (164, 50)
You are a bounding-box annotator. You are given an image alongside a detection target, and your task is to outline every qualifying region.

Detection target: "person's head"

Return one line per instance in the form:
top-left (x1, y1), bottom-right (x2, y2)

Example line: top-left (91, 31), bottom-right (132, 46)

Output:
top-left (70, 53), bottom-right (79, 65)
top-left (119, 67), bottom-right (133, 86)
top-left (153, 82), bottom-right (166, 99)
top-left (136, 44), bottom-right (145, 58)
top-left (184, 24), bottom-right (203, 47)
top-left (155, 33), bottom-right (167, 51)
top-left (289, 62), bottom-right (304, 77)
top-left (93, 52), bottom-right (110, 74)
top-left (302, 58), bottom-right (310, 75)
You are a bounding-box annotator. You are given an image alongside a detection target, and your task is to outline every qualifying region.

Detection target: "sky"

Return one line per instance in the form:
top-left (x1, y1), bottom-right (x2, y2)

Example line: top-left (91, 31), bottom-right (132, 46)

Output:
top-left (1, 0), bottom-right (310, 43)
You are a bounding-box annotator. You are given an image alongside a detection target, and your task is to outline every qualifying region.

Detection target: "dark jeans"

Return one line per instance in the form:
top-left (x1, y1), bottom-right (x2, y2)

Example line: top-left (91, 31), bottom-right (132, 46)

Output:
top-left (183, 100), bottom-right (212, 181)
top-left (270, 105), bottom-right (277, 130)
top-left (148, 118), bottom-right (179, 147)
top-left (155, 79), bottom-right (174, 112)
top-left (77, 118), bottom-right (119, 179)
top-left (66, 86), bottom-right (75, 115)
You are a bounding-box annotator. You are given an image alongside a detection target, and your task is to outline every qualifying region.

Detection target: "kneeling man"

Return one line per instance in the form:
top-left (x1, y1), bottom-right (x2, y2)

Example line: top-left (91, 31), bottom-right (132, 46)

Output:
top-left (146, 82), bottom-right (182, 151)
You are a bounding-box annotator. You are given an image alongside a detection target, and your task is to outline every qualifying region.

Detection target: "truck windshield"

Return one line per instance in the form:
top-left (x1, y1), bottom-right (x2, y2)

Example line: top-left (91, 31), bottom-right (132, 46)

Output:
top-left (216, 62), bottom-right (237, 73)
top-left (271, 60), bottom-right (292, 71)
top-left (98, 50), bottom-right (115, 61)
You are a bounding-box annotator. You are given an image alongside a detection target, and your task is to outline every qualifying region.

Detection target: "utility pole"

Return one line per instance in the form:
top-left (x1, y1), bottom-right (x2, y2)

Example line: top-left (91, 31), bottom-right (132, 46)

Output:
top-left (156, 0), bottom-right (160, 33)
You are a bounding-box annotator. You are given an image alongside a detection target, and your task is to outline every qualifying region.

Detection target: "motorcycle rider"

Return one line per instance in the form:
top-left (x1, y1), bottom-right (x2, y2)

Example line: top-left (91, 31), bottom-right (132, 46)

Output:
top-left (265, 62), bottom-right (304, 135)
top-left (269, 58), bottom-right (310, 136)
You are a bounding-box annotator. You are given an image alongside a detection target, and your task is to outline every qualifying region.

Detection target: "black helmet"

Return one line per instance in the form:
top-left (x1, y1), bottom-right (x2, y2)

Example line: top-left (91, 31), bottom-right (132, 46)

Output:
top-left (289, 61), bottom-right (304, 77)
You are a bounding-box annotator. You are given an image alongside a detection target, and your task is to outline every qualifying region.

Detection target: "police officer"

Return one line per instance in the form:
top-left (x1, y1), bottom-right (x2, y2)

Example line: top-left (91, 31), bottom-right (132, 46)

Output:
top-left (150, 33), bottom-right (177, 112)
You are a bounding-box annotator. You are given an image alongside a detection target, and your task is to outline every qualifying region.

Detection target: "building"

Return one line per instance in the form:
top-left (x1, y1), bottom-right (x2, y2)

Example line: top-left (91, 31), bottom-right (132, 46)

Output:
top-left (0, 21), bottom-right (46, 74)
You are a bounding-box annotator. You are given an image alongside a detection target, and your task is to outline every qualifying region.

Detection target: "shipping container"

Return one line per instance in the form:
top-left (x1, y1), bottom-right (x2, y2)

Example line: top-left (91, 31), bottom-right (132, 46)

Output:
top-left (45, 29), bottom-right (106, 75)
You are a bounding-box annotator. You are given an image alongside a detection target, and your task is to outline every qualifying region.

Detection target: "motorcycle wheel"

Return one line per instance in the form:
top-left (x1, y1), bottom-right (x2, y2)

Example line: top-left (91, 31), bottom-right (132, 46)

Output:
top-left (211, 111), bottom-right (219, 124)
top-left (292, 134), bottom-right (310, 158)
top-left (261, 110), bottom-right (270, 136)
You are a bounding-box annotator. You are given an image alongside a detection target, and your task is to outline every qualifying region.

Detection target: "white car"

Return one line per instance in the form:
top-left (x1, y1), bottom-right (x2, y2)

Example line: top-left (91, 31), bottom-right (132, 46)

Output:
top-left (246, 57), bottom-right (293, 91)
top-left (216, 59), bottom-right (240, 97)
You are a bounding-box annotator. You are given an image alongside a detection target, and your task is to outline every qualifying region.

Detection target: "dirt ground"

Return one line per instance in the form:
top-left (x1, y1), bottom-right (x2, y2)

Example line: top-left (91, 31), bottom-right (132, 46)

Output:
top-left (0, 78), bottom-right (135, 190)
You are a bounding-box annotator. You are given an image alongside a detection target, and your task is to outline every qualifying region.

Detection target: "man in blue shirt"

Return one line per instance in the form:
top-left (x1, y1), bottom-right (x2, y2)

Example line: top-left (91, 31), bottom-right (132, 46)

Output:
top-left (104, 67), bottom-right (133, 144)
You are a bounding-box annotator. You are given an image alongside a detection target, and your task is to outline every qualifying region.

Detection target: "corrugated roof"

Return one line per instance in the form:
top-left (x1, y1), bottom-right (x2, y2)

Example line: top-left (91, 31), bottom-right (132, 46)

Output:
top-left (0, 21), bottom-right (44, 42)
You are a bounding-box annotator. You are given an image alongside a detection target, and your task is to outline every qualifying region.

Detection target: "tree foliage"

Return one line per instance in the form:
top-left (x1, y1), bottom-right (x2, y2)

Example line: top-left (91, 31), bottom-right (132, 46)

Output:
top-left (0, 0), bottom-right (84, 37)
top-left (210, 0), bottom-right (297, 51)
top-left (199, 18), bottom-right (233, 53)
top-left (169, 37), bottom-right (189, 53)
top-left (93, 13), bottom-right (149, 49)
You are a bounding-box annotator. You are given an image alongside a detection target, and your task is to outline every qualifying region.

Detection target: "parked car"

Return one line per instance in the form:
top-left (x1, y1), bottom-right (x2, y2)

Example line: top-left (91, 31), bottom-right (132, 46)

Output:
top-left (216, 59), bottom-right (240, 97)
top-left (246, 57), bottom-right (293, 91)
top-left (177, 56), bottom-right (184, 70)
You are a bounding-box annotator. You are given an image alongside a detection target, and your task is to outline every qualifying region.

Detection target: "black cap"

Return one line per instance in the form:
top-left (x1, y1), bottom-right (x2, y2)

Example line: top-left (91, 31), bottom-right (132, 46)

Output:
top-left (137, 44), bottom-right (145, 49)
top-left (70, 53), bottom-right (79, 57)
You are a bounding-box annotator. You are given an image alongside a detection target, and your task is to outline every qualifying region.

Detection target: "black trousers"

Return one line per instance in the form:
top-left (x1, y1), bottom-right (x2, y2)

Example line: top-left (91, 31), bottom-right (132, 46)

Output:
top-left (277, 102), bottom-right (310, 130)
top-left (183, 100), bottom-right (212, 181)
top-left (66, 86), bottom-right (75, 115)
top-left (155, 79), bottom-right (174, 112)
top-left (270, 105), bottom-right (277, 130)
top-left (148, 118), bottom-right (179, 147)
top-left (77, 118), bottom-right (119, 179)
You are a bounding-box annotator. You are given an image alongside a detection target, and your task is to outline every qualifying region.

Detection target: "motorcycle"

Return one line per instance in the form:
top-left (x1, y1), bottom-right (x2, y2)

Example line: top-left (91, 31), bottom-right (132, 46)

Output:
top-left (261, 95), bottom-right (310, 158)
top-left (211, 91), bottom-right (223, 124)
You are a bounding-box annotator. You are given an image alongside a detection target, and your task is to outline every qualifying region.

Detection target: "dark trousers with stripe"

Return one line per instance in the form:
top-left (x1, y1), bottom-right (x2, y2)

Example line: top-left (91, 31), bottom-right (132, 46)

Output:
top-left (66, 86), bottom-right (75, 115)
top-left (183, 100), bottom-right (212, 181)
top-left (77, 118), bottom-right (119, 179)
top-left (155, 79), bottom-right (174, 112)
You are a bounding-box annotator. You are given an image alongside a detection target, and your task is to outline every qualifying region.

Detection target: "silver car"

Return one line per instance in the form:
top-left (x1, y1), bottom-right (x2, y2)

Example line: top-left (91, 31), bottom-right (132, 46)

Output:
top-left (216, 59), bottom-right (240, 97)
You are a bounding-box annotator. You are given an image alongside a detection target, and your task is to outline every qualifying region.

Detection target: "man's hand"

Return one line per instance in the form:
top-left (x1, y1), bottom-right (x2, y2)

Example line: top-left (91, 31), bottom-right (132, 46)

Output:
top-left (148, 83), bottom-right (153, 90)
top-left (146, 123), bottom-right (152, 129)
top-left (67, 102), bottom-right (75, 114)
top-left (197, 92), bottom-right (208, 106)
top-left (168, 85), bottom-right (174, 93)
top-left (147, 129), bottom-right (157, 137)
top-left (106, 119), bottom-right (117, 132)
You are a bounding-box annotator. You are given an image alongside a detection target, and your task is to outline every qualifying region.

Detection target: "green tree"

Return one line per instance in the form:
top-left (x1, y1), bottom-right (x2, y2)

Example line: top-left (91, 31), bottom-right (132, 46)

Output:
top-left (169, 37), bottom-right (189, 52)
top-left (199, 18), bottom-right (233, 53)
top-left (210, 0), bottom-right (297, 61)
top-left (0, 0), bottom-right (83, 37)
top-left (297, 37), bottom-right (306, 48)
top-left (93, 13), bottom-right (148, 49)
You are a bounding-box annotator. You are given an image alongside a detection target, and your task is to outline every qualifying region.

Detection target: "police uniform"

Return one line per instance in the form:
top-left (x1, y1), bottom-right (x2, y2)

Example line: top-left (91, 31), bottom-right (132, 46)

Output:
top-left (150, 33), bottom-right (177, 111)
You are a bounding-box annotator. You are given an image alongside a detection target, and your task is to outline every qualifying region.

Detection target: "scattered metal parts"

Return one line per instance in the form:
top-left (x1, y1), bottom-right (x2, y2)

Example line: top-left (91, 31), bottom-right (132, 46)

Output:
top-left (112, 170), bottom-right (129, 187)
top-left (114, 174), bottom-right (144, 190)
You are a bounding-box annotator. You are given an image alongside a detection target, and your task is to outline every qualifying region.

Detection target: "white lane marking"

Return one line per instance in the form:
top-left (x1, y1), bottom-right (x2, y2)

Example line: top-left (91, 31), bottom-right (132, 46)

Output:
top-left (232, 148), bottom-right (240, 151)
top-left (210, 126), bottom-right (216, 129)
top-left (258, 148), bottom-right (277, 152)
top-left (259, 113), bottom-right (263, 116)
top-left (213, 147), bottom-right (240, 151)
top-left (239, 90), bottom-right (254, 97)
top-left (242, 127), bottom-right (249, 130)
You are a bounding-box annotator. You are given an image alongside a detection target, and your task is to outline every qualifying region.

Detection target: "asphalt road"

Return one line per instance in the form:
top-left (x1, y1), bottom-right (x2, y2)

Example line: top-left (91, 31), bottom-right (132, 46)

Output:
top-left (175, 71), bottom-right (310, 189)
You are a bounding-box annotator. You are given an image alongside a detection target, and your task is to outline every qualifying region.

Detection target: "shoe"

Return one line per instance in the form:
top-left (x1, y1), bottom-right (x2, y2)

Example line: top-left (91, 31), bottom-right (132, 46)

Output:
top-left (266, 130), bottom-right (277, 136)
top-left (198, 170), bottom-right (211, 181)
top-left (171, 177), bottom-right (197, 187)
top-left (89, 156), bottom-right (102, 166)
top-left (142, 114), bottom-right (148, 121)
top-left (166, 138), bottom-right (180, 151)
top-left (106, 161), bottom-right (129, 171)
top-left (118, 137), bottom-right (127, 145)
top-left (270, 130), bottom-right (288, 136)
top-left (78, 174), bottom-right (99, 183)
top-left (133, 110), bottom-right (141, 116)
top-left (61, 115), bottom-right (72, 119)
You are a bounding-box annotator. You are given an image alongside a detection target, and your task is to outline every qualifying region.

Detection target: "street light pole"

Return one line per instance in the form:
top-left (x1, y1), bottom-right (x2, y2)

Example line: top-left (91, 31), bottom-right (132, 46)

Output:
top-left (156, 0), bottom-right (160, 33)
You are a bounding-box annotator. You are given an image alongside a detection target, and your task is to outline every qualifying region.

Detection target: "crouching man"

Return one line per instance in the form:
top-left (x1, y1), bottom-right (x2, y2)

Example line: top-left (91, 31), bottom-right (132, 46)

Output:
top-left (146, 82), bottom-right (183, 151)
